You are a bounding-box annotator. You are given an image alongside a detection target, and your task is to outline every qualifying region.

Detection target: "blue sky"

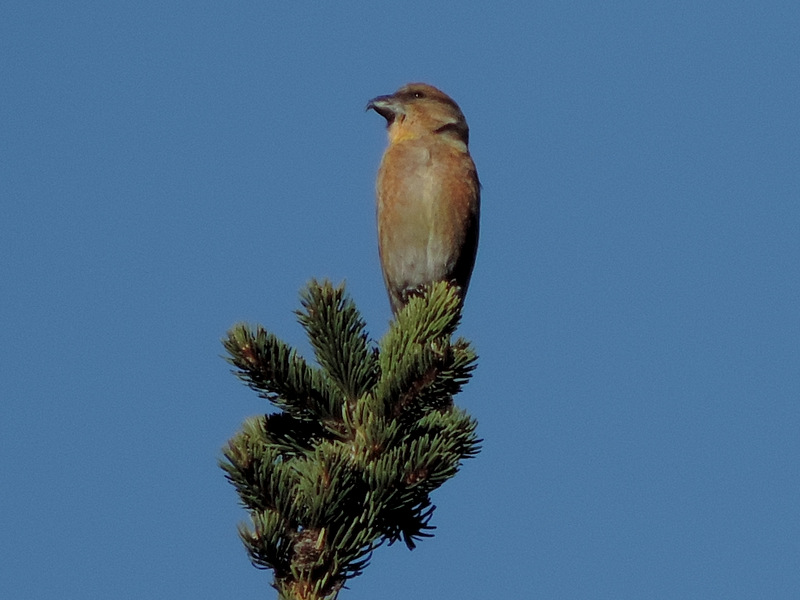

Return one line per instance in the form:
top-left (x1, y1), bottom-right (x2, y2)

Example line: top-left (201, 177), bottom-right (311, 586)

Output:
top-left (2, 2), bottom-right (799, 598)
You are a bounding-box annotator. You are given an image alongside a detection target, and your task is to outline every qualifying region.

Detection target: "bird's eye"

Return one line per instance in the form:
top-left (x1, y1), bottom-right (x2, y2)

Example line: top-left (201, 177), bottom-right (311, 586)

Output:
top-left (413, 91), bottom-right (425, 99)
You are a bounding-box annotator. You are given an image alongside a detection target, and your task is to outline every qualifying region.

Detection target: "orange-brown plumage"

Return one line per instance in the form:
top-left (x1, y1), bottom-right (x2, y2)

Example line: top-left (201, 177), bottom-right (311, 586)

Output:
top-left (367, 83), bottom-right (480, 313)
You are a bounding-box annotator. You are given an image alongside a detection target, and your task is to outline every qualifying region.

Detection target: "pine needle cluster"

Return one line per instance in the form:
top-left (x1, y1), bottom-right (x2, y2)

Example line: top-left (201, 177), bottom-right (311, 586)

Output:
top-left (221, 280), bottom-right (479, 600)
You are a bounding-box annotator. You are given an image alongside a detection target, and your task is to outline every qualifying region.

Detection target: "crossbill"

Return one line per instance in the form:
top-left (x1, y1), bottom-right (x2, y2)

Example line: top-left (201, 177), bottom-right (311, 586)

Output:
top-left (367, 83), bottom-right (480, 314)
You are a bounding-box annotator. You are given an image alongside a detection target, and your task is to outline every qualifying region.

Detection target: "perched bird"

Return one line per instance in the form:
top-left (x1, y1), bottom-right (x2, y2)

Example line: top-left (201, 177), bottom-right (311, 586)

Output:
top-left (367, 83), bottom-right (480, 314)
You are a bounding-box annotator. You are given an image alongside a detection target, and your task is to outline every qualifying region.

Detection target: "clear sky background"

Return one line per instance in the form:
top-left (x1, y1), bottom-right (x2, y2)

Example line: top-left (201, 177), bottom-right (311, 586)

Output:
top-left (2, 2), bottom-right (799, 598)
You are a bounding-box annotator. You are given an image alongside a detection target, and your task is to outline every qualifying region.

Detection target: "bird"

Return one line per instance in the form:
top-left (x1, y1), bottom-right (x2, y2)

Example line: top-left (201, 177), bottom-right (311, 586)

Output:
top-left (367, 83), bottom-right (480, 314)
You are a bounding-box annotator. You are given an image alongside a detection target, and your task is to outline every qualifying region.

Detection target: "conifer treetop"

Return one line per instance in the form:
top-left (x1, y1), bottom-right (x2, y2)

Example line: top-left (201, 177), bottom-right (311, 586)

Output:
top-left (221, 280), bottom-right (480, 600)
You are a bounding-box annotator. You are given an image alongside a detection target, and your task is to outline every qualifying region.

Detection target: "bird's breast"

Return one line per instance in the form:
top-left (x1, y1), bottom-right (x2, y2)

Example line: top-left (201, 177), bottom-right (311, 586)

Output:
top-left (376, 138), bottom-right (479, 290)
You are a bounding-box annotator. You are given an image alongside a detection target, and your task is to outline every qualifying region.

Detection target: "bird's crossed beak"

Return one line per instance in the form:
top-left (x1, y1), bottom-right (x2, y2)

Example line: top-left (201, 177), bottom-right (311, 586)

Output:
top-left (366, 94), bottom-right (404, 124)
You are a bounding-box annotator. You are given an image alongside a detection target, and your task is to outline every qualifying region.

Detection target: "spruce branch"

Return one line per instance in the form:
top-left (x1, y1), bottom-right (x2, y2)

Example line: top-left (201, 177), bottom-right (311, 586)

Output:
top-left (296, 280), bottom-right (379, 403)
top-left (221, 280), bottom-right (480, 600)
top-left (223, 324), bottom-right (342, 423)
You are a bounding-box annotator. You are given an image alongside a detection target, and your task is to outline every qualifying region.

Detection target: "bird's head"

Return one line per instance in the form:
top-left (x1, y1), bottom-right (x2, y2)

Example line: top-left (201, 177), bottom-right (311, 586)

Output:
top-left (367, 83), bottom-right (469, 147)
